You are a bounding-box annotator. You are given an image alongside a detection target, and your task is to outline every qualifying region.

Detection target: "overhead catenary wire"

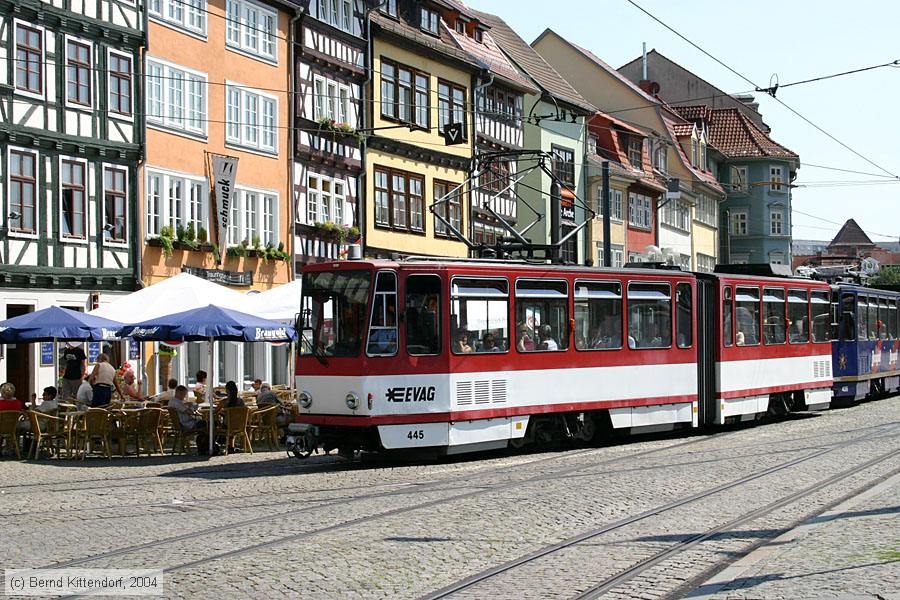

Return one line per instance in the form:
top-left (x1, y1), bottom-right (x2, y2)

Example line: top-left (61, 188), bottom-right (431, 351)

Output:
top-left (624, 0), bottom-right (900, 180)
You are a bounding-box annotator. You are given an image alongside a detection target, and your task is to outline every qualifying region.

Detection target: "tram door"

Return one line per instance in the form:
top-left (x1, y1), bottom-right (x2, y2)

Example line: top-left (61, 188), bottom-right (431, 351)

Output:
top-left (695, 278), bottom-right (717, 426)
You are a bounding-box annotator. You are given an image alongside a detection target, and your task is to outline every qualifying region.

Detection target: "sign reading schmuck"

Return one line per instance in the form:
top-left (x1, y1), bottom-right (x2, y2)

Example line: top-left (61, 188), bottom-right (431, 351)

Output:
top-left (209, 154), bottom-right (239, 265)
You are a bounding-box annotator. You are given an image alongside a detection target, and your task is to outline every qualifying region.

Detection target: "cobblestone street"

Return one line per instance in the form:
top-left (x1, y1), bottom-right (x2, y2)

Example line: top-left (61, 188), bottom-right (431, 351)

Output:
top-left (1, 397), bottom-right (899, 599)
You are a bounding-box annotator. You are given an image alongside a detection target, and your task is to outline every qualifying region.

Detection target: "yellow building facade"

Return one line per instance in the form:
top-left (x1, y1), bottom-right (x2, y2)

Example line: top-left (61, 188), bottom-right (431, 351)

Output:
top-left (365, 15), bottom-right (475, 258)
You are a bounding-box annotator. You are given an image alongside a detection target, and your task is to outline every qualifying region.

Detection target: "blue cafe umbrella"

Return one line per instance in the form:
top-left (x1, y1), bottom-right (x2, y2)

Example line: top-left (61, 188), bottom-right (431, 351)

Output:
top-left (120, 305), bottom-right (296, 454)
top-left (0, 306), bottom-right (123, 388)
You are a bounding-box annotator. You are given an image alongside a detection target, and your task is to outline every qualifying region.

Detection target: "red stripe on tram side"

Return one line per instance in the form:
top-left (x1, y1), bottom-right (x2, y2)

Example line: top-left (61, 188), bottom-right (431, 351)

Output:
top-left (296, 394), bottom-right (699, 427)
top-left (717, 381), bottom-right (832, 400)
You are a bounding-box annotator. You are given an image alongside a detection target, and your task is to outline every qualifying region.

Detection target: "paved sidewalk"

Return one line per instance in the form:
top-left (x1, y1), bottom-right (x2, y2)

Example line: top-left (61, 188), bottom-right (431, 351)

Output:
top-left (688, 470), bottom-right (900, 599)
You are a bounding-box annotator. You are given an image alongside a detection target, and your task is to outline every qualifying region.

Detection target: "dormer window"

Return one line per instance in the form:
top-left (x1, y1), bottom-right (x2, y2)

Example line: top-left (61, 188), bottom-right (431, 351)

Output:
top-left (474, 27), bottom-right (484, 43)
top-left (588, 135), bottom-right (598, 155)
top-left (627, 136), bottom-right (642, 169)
top-left (690, 138), bottom-right (698, 167)
top-left (699, 141), bottom-right (707, 170)
top-left (455, 19), bottom-right (465, 33)
top-left (380, 0), bottom-right (397, 17)
top-left (420, 7), bottom-right (439, 35)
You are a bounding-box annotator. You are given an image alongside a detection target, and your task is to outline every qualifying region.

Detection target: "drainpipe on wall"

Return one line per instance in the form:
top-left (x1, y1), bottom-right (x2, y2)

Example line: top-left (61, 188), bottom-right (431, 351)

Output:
top-left (472, 68), bottom-right (493, 250)
top-left (136, 2), bottom-right (149, 395)
top-left (288, 7), bottom-right (303, 278)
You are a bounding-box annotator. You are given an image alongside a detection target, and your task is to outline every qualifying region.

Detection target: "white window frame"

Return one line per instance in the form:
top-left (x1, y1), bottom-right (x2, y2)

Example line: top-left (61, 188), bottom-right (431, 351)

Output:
top-left (225, 83), bottom-right (279, 155)
top-left (107, 48), bottom-right (134, 121)
top-left (769, 251), bottom-right (785, 265)
top-left (13, 20), bottom-right (45, 101)
top-left (731, 253), bottom-right (750, 265)
top-left (696, 253), bottom-right (715, 273)
top-left (596, 243), bottom-right (624, 268)
top-left (102, 164), bottom-right (129, 247)
top-left (420, 6), bottom-right (439, 34)
top-left (730, 165), bottom-right (748, 193)
top-left (64, 35), bottom-right (93, 110)
top-left (58, 156), bottom-right (90, 245)
top-left (628, 192), bottom-right (652, 229)
top-left (695, 194), bottom-right (717, 227)
top-left (770, 208), bottom-right (784, 235)
top-left (143, 167), bottom-right (208, 240)
top-left (312, 75), bottom-right (352, 125)
top-left (146, 57), bottom-right (208, 138)
top-left (228, 185), bottom-right (280, 246)
top-left (317, 0), bottom-right (354, 32)
top-left (305, 173), bottom-right (346, 226)
top-left (596, 187), bottom-right (623, 222)
top-left (731, 210), bottom-right (748, 236)
top-left (149, 0), bottom-right (207, 38)
top-left (6, 145), bottom-right (41, 240)
top-left (225, 0), bottom-right (278, 64)
top-left (770, 165), bottom-right (784, 191)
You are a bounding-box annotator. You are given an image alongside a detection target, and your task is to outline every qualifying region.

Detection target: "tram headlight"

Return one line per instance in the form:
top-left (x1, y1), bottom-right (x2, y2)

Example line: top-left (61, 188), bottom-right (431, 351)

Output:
top-left (345, 392), bottom-right (360, 410)
top-left (298, 390), bottom-right (313, 409)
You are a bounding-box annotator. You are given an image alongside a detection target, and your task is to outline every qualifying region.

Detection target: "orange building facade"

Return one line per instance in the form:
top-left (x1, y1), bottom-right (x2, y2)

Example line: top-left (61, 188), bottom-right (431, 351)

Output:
top-left (139, 0), bottom-right (300, 390)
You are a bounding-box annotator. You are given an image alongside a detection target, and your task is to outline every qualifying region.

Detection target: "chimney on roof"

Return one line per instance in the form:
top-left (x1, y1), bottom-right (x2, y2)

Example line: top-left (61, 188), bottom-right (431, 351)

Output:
top-left (733, 93), bottom-right (760, 113)
top-left (642, 42), bottom-right (647, 79)
top-left (638, 80), bottom-right (661, 97)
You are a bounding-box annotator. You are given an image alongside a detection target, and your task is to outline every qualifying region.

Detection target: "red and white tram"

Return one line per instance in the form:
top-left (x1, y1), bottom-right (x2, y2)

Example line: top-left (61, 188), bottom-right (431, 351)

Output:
top-left (290, 260), bottom-right (833, 456)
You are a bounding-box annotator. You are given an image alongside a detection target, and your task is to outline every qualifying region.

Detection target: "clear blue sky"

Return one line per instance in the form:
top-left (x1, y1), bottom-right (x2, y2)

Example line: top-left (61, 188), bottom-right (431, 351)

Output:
top-left (467, 0), bottom-right (900, 244)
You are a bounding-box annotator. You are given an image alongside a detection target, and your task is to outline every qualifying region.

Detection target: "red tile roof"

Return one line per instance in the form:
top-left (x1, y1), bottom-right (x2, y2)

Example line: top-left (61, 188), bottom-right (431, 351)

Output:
top-left (663, 116), bottom-right (723, 192)
top-left (473, 13), bottom-right (595, 113)
top-left (671, 122), bottom-right (695, 137)
top-left (675, 105), bottom-right (798, 159)
top-left (445, 21), bottom-right (537, 93)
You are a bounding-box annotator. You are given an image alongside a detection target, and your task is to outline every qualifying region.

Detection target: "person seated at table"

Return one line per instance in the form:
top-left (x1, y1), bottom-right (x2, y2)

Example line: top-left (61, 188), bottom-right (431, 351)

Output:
top-left (37, 387), bottom-right (60, 415)
top-left (119, 370), bottom-right (144, 402)
top-left (193, 371), bottom-right (208, 401)
top-left (256, 382), bottom-right (280, 408)
top-left (219, 381), bottom-right (245, 409)
top-left (0, 382), bottom-right (25, 411)
top-left (76, 378), bottom-right (93, 407)
top-left (88, 354), bottom-right (116, 407)
top-left (250, 378), bottom-right (262, 393)
top-left (170, 385), bottom-right (205, 432)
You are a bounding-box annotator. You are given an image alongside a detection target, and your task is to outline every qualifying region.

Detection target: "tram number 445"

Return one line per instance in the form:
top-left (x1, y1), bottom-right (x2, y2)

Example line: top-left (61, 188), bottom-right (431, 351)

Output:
top-left (407, 429), bottom-right (425, 440)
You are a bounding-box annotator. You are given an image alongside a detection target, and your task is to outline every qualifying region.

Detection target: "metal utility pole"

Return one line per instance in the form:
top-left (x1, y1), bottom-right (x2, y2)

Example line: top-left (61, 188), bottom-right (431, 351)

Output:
top-left (602, 161), bottom-right (611, 267)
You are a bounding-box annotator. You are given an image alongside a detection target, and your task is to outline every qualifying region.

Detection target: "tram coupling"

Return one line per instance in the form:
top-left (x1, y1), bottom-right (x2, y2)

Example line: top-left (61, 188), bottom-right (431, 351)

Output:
top-left (286, 423), bottom-right (320, 458)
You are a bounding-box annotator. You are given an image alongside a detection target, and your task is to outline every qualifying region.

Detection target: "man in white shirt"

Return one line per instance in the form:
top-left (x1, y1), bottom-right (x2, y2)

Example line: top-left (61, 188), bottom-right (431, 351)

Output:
top-left (75, 379), bottom-right (93, 407)
top-left (539, 325), bottom-right (559, 351)
top-left (169, 385), bottom-right (204, 431)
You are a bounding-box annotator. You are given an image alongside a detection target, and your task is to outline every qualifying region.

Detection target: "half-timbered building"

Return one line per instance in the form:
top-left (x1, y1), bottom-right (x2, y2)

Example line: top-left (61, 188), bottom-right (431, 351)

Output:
top-left (0, 0), bottom-right (143, 396)
top-left (293, 0), bottom-right (366, 265)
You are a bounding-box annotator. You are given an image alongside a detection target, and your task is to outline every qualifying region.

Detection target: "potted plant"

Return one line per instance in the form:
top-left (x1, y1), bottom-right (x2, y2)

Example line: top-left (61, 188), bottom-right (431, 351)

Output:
top-left (156, 225), bottom-right (175, 258)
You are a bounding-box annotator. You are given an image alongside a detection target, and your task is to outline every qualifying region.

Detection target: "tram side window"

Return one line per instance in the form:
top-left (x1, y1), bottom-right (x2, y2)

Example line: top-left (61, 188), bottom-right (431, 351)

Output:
top-left (811, 290), bottom-right (831, 343)
top-left (788, 289), bottom-right (809, 344)
top-left (868, 298), bottom-right (879, 341)
top-left (888, 300), bottom-right (900, 340)
top-left (857, 296), bottom-right (869, 341)
top-left (877, 298), bottom-right (888, 339)
top-left (515, 279), bottom-right (568, 352)
top-left (763, 287), bottom-right (785, 345)
top-left (735, 286), bottom-right (760, 346)
top-left (842, 294), bottom-right (856, 341)
top-left (367, 271), bottom-right (398, 356)
top-left (676, 282), bottom-right (692, 348)
top-left (405, 275), bottom-right (442, 356)
top-left (627, 282), bottom-right (671, 349)
top-left (723, 287), bottom-right (733, 347)
top-left (451, 277), bottom-right (509, 354)
top-left (574, 281), bottom-right (622, 350)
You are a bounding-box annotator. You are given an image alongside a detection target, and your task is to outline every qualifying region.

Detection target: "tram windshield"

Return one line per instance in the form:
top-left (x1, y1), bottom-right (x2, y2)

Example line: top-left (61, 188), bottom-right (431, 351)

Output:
top-left (300, 270), bottom-right (371, 357)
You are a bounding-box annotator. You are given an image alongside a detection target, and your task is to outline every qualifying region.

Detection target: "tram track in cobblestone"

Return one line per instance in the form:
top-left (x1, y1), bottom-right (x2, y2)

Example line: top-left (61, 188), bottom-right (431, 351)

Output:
top-left (126, 427), bottom-right (900, 578)
top-left (574, 446), bottom-right (900, 600)
top-left (416, 424), bottom-right (900, 600)
top-left (24, 432), bottom-right (722, 577)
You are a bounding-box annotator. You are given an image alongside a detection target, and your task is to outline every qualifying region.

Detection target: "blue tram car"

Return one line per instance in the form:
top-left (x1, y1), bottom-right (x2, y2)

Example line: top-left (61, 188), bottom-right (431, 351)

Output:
top-left (831, 284), bottom-right (900, 400)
